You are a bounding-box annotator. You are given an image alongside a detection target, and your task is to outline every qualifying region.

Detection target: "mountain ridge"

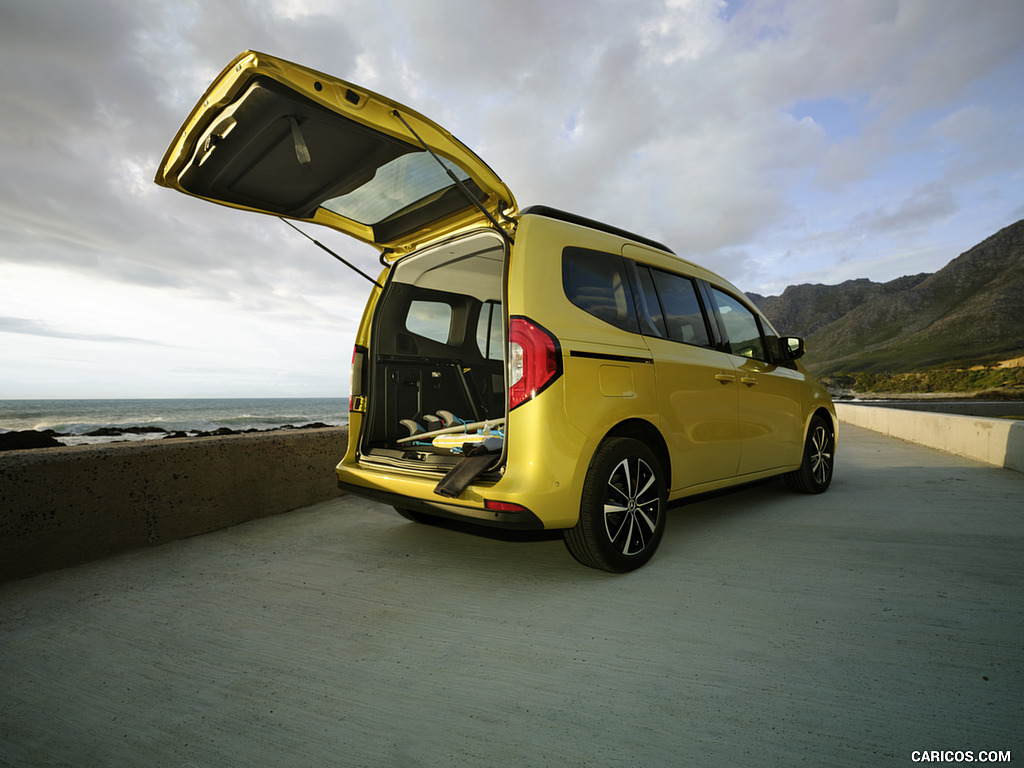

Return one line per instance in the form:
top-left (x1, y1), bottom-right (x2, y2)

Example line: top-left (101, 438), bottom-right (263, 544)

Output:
top-left (747, 219), bottom-right (1024, 374)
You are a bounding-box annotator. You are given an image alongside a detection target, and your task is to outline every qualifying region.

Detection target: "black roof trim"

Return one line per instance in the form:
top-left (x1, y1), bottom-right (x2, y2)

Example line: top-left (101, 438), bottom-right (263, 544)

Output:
top-left (520, 205), bottom-right (675, 254)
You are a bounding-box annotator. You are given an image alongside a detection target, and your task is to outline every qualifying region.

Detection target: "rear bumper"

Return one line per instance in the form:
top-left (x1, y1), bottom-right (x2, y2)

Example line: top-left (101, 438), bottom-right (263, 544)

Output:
top-left (337, 479), bottom-right (544, 530)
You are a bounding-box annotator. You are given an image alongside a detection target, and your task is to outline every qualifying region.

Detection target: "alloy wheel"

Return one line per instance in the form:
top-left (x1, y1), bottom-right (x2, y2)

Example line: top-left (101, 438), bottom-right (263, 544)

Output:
top-left (604, 456), bottom-right (661, 556)
top-left (809, 424), bottom-right (834, 487)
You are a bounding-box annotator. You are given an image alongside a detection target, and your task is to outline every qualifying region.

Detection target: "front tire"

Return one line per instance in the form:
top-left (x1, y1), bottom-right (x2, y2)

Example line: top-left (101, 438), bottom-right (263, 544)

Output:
top-left (564, 438), bottom-right (667, 573)
top-left (784, 414), bottom-right (835, 494)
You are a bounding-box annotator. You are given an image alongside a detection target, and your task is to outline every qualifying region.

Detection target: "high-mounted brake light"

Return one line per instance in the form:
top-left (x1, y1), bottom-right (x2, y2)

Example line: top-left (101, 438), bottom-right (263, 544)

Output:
top-left (508, 317), bottom-right (561, 410)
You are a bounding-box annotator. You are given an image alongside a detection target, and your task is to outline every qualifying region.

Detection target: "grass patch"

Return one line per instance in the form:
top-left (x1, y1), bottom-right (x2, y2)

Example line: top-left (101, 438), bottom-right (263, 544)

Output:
top-left (825, 366), bottom-right (1024, 397)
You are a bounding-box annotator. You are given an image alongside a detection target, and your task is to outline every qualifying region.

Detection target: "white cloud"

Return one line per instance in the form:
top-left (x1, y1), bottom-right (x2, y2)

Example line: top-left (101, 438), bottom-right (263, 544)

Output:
top-left (641, 0), bottom-right (729, 65)
top-left (0, 0), bottom-right (1022, 396)
top-left (857, 181), bottom-right (960, 235)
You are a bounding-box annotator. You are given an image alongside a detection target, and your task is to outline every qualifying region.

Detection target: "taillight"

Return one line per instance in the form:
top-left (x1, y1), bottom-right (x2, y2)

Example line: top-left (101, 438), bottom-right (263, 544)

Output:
top-left (508, 316), bottom-right (561, 410)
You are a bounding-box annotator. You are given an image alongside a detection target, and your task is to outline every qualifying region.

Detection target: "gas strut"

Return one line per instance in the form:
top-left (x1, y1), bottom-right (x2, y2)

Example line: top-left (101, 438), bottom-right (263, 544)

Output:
top-left (279, 217), bottom-right (384, 289)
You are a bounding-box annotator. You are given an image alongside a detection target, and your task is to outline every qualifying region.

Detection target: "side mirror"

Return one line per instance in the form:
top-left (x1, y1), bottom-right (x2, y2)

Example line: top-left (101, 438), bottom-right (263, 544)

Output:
top-left (779, 336), bottom-right (806, 361)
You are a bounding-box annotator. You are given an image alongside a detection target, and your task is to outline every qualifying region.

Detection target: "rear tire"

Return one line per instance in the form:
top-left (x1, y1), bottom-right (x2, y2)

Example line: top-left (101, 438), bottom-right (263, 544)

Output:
top-left (393, 507), bottom-right (434, 523)
top-left (784, 414), bottom-right (835, 494)
top-left (563, 437), bottom-right (667, 573)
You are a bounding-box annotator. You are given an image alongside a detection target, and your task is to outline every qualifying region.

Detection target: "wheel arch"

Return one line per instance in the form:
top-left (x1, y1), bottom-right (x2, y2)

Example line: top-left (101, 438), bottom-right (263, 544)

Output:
top-left (601, 418), bottom-right (671, 481)
top-left (811, 406), bottom-right (837, 438)
top-left (784, 406), bottom-right (837, 494)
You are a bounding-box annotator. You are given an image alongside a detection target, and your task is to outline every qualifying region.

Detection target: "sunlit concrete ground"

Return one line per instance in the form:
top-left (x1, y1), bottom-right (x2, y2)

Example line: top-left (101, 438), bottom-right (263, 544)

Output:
top-left (2, 425), bottom-right (1022, 766)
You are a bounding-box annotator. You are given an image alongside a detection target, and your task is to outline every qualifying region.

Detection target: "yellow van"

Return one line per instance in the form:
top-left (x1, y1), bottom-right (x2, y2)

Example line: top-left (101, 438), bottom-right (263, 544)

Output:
top-left (156, 51), bottom-right (836, 572)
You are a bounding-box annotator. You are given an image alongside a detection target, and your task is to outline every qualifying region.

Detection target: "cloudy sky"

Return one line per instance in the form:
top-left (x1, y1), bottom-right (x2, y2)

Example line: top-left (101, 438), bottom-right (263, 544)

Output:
top-left (1, 0), bottom-right (1022, 399)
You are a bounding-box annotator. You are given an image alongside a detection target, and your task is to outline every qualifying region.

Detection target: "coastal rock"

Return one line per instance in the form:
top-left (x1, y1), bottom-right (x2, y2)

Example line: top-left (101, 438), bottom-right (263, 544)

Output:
top-left (83, 426), bottom-right (168, 437)
top-left (161, 423), bottom-right (335, 440)
top-left (164, 427), bottom-right (242, 439)
top-left (0, 430), bottom-right (66, 451)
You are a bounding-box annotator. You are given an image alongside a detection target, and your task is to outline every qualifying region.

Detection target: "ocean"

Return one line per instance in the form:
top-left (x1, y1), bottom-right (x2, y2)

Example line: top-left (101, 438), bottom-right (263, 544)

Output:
top-left (0, 398), bottom-right (349, 446)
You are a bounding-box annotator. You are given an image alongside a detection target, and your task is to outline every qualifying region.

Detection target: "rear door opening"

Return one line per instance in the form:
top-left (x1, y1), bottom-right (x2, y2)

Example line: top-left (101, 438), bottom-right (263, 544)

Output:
top-left (359, 231), bottom-right (508, 473)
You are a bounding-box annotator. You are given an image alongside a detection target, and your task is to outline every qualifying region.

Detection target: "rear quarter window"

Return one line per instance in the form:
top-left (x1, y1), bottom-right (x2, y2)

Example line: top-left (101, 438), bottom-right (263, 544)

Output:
top-left (406, 299), bottom-right (453, 343)
top-left (562, 247), bottom-right (639, 334)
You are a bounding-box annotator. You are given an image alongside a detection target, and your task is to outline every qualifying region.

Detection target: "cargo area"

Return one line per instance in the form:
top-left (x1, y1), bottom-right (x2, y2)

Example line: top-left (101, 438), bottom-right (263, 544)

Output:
top-left (357, 231), bottom-right (508, 473)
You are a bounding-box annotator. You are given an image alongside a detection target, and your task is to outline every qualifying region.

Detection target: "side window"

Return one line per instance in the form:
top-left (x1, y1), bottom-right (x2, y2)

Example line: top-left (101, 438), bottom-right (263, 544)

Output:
top-left (562, 247), bottom-right (639, 334)
top-left (634, 266), bottom-right (668, 337)
top-left (710, 288), bottom-right (765, 360)
top-left (649, 269), bottom-right (712, 347)
top-left (475, 301), bottom-right (503, 360)
top-left (406, 300), bottom-right (452, 344)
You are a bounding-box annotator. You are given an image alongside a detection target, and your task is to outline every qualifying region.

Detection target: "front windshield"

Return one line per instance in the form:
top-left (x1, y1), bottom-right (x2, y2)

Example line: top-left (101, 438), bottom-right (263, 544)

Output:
top-left (321, 152), bottom-right (471, 225)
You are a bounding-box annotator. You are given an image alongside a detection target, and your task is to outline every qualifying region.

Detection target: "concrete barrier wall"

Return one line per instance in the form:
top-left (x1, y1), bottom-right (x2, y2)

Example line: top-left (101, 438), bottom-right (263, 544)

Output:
top-left (0, 427), bottom-right (349, 582)
top-left (842, 400), bottom-right (1024, 417)
top-left (5, 410), bottom-right (1020, 583)
top-left (835, 404), bottom-right (1024, 473)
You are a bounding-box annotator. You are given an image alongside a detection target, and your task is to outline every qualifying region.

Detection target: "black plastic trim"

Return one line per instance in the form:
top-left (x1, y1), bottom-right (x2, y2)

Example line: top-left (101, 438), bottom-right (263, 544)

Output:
top-left (568, 350), bottom-right (653, 364)
top-left (337, 480), bottom-right (545, 530)
top-left (695, 279), bottom-right (726, 351)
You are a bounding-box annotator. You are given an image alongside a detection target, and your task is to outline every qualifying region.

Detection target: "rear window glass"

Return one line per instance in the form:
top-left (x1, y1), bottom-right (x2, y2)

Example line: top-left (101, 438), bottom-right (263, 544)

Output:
top-left (406, 300), bottom-right (452, 343)
top-left (562, 247), bottom-right (639, 334)
top-left (321, 152), bottom-right (471, 226)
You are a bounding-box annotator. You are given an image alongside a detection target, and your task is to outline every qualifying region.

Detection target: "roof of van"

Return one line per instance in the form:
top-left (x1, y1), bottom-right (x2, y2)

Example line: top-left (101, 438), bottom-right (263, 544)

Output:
top-left (520, 206), bottom-right (676, 255)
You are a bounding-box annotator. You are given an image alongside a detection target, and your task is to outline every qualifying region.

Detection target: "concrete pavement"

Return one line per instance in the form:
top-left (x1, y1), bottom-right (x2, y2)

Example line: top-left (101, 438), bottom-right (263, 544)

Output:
top-left (837, 402), bottom-right (1024, 471)
top-left (1, 425), bottom-right (1022, 766)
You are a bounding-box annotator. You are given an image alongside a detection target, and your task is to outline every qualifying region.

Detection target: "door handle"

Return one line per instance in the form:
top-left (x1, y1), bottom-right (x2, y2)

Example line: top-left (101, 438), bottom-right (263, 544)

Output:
top-left (741, 376), bottom-right (758, 386)
top-left (714, 373), bottom-right (736, 384)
